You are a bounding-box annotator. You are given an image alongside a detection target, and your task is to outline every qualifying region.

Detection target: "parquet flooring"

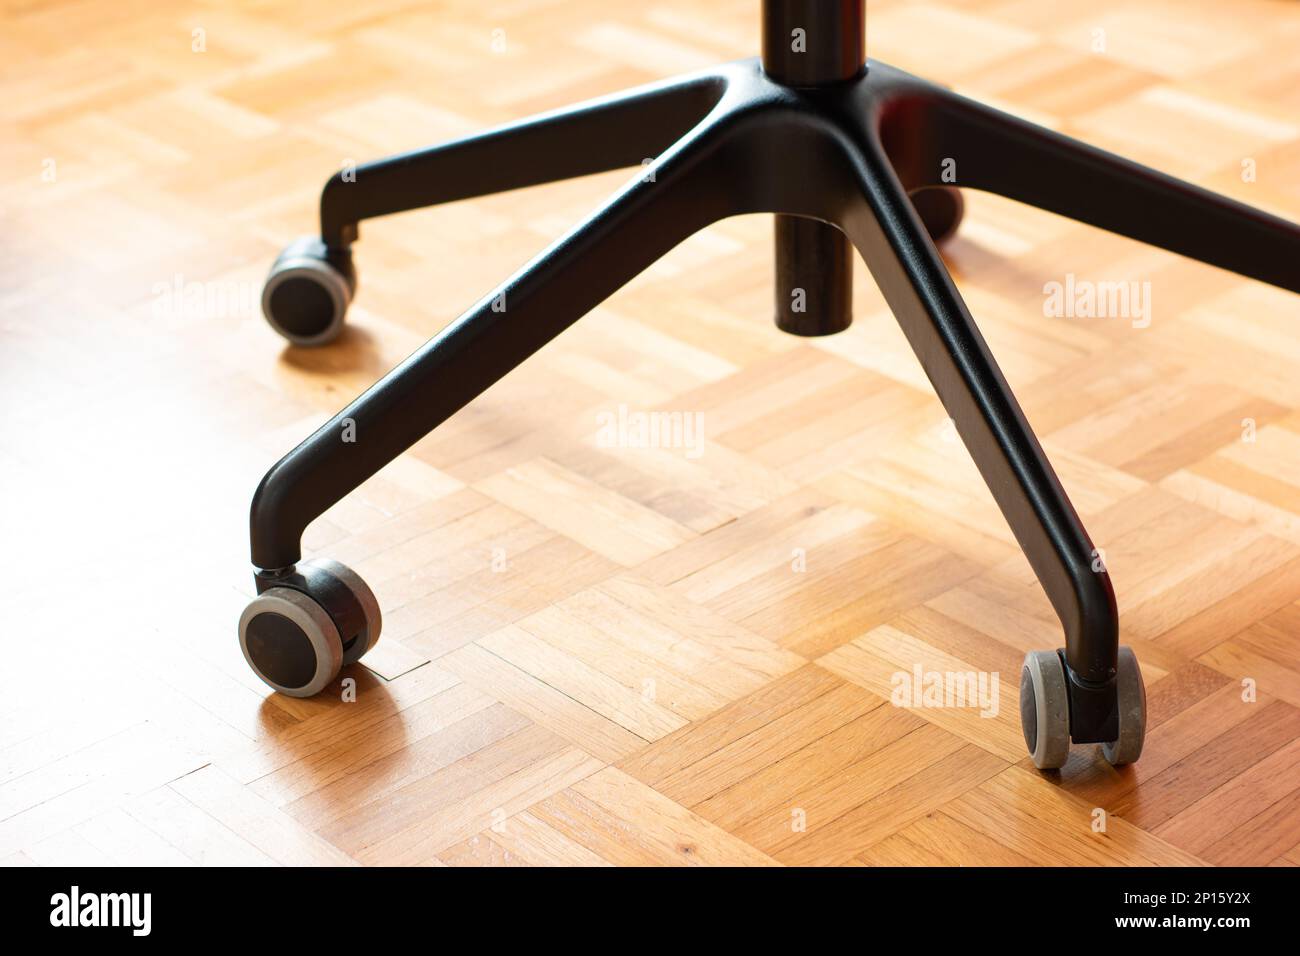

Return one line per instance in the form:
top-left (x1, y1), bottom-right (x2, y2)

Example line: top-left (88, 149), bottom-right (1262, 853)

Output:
top-left (3, 0), bottom-right (1299, 866)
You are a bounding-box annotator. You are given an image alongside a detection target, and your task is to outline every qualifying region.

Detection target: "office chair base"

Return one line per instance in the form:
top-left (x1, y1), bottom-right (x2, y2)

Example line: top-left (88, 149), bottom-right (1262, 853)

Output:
top-left (242, 2), bottom-right (1300, 773)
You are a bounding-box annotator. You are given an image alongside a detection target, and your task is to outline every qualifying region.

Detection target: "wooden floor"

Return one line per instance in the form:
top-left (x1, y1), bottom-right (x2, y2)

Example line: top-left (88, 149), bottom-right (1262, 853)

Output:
top-left (4, 0), bottom-right (1300, 867)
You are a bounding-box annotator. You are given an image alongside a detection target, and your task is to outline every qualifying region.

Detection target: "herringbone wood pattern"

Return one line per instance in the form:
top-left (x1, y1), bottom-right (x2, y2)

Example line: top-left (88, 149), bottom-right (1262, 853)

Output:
top-left (3, 0), bottom-right (1300, 866)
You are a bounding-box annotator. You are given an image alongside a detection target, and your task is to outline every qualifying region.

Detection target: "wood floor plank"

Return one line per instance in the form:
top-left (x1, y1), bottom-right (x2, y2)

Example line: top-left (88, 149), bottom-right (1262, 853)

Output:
top-left (450, 810), bottom-right (611, 867)
top-left (857, 811), bottom-right (1036, 867)
top-left (1153, 740), bottom-right (1300, 856)
top-left (945, 767), bottom-right (1208, 867)
top-left (440, 643), bottom-right (648, 763)
top-left (169, 765), bottom-right (356, 867)
top-left (531, 768), bottom-right (780, 867)
top-left (821, 622), bottom-right (1027, 761)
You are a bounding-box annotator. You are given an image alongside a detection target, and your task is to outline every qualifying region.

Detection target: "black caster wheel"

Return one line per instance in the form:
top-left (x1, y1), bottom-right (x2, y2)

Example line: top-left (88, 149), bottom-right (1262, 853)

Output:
top-left (911, 186), bottom-right (965, 244)
top-left (238, 557), bottom-right (381, 697)
top-left (308, 558), bottom-right (382, 666)
top-left (1101, 646), bottom-right (1146, 766)
top-left (261, 236), bottom-right (356, 347)
top-left (1020, 649), bottom-right (1070, 770)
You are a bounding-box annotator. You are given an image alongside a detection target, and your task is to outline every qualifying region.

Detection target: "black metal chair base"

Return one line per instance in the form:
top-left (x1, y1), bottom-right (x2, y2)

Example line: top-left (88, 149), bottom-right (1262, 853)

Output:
top-left (245, 2), bottom-right (1300, 766)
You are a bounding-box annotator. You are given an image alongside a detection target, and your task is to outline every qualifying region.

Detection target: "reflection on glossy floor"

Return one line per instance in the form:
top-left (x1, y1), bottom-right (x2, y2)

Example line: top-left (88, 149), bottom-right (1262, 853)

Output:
top-left (3, 0), bottom-right (1300, 865)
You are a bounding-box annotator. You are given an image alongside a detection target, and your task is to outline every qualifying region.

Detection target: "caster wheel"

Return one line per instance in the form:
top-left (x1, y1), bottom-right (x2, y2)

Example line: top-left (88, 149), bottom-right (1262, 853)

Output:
top-left (1101, 646), bottom-right (1146, 766)
top-left (305, 557), bottom-right (382, 666)
top-left (1020, 649), bottom-right (1071, 770)
top-left (261, 236), bottom-right (356, 347)
top-left (239, 587), bottom-right (342, 697)
top-left (911, 186), bottom-right (965, 244)
top-left (238, 557), bottom-right (381, 697)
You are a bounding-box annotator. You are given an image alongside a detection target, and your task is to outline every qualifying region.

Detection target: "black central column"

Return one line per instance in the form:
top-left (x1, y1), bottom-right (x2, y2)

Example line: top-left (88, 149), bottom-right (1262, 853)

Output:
top-left (764, 0), bottom-right (865, 336)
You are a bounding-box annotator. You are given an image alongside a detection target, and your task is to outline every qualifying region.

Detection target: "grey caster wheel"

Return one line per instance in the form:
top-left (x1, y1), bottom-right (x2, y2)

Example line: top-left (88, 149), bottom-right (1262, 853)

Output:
top-left (1020, 649), bottom-right (1071, 770)
top-left (238, 557), bottom-right (381, 697)
top-left (1101, 646), bottom-right (1146, 766)
top-left (1019, 646), bottom-right (1148, 770)
top-left (911, 186), bottom-right (965, 244)
top-left (261, 236), bottom-right (357, 346)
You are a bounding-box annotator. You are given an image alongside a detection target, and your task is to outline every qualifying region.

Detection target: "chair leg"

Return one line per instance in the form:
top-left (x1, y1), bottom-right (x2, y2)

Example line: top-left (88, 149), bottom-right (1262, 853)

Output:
top-left (772, 216), bottom-right (854, 336)
top-left (260, 69), bottom-right (731, 346)
top-left (318, 69), bottom-right (729, 246)
top-left (249, 113), bottom-right (746, 574)
top-left (894, 84), bottom-right (1300, 293)
top-left (839, 137), bottom-right (1121, 744)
